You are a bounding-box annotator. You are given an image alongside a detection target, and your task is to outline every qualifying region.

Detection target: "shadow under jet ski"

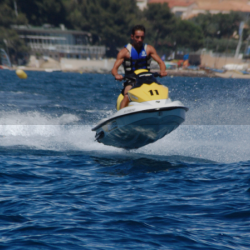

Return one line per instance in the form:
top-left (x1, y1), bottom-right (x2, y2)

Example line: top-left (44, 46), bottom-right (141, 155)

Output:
top-left (92, 155), bottom-right (216, 176)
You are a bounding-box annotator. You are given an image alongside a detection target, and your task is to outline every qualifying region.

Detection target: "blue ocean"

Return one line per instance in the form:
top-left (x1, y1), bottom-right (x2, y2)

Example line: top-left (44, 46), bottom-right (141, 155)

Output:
top-left (0, 70), bottom-right (250, 249)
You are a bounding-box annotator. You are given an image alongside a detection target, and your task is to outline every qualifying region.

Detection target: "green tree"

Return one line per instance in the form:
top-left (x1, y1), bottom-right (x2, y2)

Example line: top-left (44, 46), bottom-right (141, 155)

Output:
top-left (192, 11), bottom-right (247, 52)
top-left (64, 0), bottom-right (91, 31)
top-left (172, 20), bottom-right (204, 51)
top-left (193, 11), bottom-right (244, 39)
top-left (143, 3), bottom-right (175, 47)
top-left (65, 0), bottom-right (140, 48)
top-left (0, 0), bottom-right (28, 62)
top-left (16, 0), bottom-right (67, 26)
top-left (142, 3), bottom-right (203, 52)
top-left (0, 0), bottom-right (27, 27)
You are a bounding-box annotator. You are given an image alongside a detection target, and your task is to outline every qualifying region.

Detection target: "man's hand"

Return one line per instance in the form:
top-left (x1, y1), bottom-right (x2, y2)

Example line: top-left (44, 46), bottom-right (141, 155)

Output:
top-left (115, 74), bottom-right (123, 81)
top-left (160, 71), bottom-right (168, 77)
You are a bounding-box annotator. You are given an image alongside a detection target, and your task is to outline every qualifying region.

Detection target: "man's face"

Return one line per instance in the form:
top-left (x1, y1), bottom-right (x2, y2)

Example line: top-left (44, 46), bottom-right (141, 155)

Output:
top-left (131, 30), bottom-right (145, 48)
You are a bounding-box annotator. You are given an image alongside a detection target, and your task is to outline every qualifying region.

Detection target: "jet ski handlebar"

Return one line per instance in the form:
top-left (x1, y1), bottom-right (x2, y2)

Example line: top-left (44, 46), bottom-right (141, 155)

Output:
top-left (123, 72), bottom-right (160, 81)
top-left (152, 72), bottom-right (161, 77)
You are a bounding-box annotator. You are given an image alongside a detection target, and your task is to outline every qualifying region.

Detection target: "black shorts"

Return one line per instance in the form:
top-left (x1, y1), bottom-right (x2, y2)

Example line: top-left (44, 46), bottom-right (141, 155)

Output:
top-left (121, 79), bottom-right (136, 95)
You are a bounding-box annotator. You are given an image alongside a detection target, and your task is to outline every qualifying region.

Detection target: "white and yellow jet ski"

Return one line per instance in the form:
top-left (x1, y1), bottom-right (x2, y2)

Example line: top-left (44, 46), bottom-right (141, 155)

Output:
top-left (92, 69), bottom-right (188, 149)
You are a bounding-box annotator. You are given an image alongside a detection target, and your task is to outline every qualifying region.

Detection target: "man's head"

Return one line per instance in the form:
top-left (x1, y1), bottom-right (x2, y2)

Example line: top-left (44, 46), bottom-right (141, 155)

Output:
top-left (131, 25), bottom-right (145, 49)
top-left (131, 25), bottom-right (146, 35)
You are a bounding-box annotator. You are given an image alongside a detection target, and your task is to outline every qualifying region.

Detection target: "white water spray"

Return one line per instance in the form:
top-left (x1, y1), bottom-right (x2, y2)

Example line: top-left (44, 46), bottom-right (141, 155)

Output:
top-left (0, 111), bottom-right (249, 163)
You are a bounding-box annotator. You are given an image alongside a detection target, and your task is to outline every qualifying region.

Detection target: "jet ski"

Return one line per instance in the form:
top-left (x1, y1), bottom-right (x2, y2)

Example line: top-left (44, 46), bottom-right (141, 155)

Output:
top-left (92, 69), bottom-right (188, 149)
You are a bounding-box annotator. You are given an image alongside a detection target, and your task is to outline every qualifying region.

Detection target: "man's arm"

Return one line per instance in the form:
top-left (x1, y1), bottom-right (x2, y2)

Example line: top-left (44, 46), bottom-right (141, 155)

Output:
top-left (111, 48), bottom-right (128, 80)
top-left (147, 45), bottom-right (167, 77)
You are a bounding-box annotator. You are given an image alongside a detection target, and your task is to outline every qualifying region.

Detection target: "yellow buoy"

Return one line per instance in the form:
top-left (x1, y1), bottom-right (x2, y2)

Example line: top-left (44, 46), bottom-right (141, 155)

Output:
top-left (16, 69), bottom-right (27, 79)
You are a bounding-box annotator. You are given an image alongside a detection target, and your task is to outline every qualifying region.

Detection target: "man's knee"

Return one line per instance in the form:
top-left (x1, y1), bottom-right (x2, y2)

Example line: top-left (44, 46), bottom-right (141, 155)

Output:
top-left (120, 94), bottom-right (130, 109)
top-left (123, 94), bottom-right (129, 102)
top-left (124, 85), bottom-right (132, 95)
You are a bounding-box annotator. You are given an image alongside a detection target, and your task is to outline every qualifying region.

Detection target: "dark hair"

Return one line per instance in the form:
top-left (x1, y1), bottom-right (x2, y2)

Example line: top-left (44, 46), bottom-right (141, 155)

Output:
top-left (131, 25), bottom-right (146, 35)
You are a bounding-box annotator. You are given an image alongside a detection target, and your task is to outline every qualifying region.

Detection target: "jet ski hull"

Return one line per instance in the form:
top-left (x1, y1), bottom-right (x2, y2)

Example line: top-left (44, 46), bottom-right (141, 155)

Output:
top-left (93, 107), bottom-right (186, 149)
top-left (92, 70), bottom-right (188, 149)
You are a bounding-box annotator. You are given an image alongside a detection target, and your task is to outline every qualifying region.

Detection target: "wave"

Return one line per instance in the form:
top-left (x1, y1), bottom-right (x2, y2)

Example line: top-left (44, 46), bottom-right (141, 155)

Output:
top-left (0, 111), bottom-right (249, 163)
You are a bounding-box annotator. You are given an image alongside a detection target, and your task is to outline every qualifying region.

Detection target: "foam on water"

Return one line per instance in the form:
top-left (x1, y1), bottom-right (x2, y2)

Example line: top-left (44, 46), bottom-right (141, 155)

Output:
top-left (136, 125), bottom-right (250, 163)
top-left (0, 111), bottom-right (80, 125)
top-left (0, 111), bottom-right (249, 163)
top-left (0, 72), bottom-right (249, 163)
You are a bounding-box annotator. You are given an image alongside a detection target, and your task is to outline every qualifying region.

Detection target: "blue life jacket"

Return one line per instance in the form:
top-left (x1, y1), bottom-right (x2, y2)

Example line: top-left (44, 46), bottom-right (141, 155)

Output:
top-left (123, 43), bottom-right (151, 75)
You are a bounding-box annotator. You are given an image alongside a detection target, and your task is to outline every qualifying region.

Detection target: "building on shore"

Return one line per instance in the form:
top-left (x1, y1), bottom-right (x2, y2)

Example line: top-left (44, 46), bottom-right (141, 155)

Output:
top-left (137, 0), bottom-right (149, 10)
top-left (12, 24), bottom-right (106, 60)
top-left (147, 0), bottom-right (250, 19)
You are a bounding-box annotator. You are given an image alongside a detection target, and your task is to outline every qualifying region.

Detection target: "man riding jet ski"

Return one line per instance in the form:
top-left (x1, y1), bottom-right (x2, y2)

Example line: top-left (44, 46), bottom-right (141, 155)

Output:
top-left (92, 25), bottom-right (188, 149)
top-left (111, 24), bottom-right (167, 110)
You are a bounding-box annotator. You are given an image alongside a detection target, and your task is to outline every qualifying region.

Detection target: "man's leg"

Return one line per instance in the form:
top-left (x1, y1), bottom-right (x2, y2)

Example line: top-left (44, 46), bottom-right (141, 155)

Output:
top-left (120, 85), bottom-right (132, 109)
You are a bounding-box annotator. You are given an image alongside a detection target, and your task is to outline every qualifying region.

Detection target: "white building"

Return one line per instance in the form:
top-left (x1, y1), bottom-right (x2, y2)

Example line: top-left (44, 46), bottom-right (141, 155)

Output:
top-left (137, 0), bottom-right (149, 10)
top-left (12, 24), bottom-right (106, 60)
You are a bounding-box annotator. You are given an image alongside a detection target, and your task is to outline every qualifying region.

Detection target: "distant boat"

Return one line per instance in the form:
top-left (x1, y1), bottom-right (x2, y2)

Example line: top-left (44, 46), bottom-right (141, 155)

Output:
top-left (0, 48), bottom-right (11, 69)
top-left (44, 69), bottom-right (62, 73)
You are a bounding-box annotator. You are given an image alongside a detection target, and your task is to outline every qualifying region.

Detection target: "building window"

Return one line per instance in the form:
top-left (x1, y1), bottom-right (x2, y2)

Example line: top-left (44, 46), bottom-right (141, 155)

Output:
top-left (175, 11), bottom-right (183, 17)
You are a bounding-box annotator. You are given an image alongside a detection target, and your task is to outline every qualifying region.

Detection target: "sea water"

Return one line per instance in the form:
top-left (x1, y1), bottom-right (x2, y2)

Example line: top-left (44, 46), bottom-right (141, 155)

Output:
top-left (0, 70), bottom-right (249, 249)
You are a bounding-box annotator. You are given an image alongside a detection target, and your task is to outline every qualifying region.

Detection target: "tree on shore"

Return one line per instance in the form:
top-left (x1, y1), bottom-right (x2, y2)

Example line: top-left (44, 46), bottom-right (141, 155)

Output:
top-left (0, 0), bottom-right (29, 63)
top-left (2, 0), bottom-right (248, 60)
top-left (143, 3), bottom-right (203, 52)
top-left (192, 11), bottom-right (247, 53)
top-left (192, 11), bottom-right (244, 39)
top-left (65, 0), bottom-right (140, 47)
top-left (142, 3), bottom-right (175, 47)
top-left (172, 20), bottom-right (204, 51)
top-left (16, 0), bottom-right (67, 26)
